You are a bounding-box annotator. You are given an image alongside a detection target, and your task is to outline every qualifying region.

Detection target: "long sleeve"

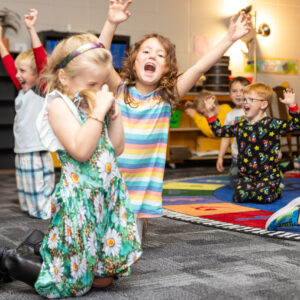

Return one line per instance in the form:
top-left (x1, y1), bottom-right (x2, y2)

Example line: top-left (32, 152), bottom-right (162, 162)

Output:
top-left (192, 104), bottom-right (232, 137)
top-left (2, 54), bottom-right (20, 90)
top-left (33, 45), bottom-right (47, 76)
top-left (278, 104), bottom-right (300, 134)
top-left (207, 115), bottom-right (237, 138)
top-left (33, 45), bottom-right (47, 91)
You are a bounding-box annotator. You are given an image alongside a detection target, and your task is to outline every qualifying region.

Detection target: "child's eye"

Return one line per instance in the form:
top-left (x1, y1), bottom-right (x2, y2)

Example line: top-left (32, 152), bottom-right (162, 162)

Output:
top-left (142, 50), bottom-right (149, 54)
top-left (158, 54), bottom-right (165, 58)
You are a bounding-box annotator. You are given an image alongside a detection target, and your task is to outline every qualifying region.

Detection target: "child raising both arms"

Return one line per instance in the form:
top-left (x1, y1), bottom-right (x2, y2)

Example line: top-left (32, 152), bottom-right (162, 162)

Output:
top-left (99, 0), bottom-right (251, 239)
top-left (216, 76), bottom-right (250, 188)
top-left (0, 33), bottom-right (141, 298)
top-left (0, 9), bottom-right (55, 219)
top-left (204, 83), bottom-right (300, 203)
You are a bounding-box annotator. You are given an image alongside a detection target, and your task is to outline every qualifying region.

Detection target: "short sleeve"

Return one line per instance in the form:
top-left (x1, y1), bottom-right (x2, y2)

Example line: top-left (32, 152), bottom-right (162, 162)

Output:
top-left (36, 90), bottom-right (81, 152)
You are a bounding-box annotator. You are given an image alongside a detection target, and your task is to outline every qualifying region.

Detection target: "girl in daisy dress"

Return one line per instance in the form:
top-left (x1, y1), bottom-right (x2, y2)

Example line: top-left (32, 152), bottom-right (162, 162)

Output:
top-left (0, 33), bottom-right (141, 298)
top-left (99, 0), bottom-right (251, 239)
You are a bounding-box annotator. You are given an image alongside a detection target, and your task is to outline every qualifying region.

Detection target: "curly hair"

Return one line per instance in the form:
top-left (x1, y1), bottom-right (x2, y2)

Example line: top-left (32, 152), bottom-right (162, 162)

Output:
top-left (120, 33), bottom-right (179, 109)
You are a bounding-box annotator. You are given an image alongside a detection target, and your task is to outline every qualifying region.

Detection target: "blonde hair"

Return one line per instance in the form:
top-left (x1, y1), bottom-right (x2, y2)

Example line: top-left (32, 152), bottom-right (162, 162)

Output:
top-left (243, 82), bottom-right (273, 104)
top-left (42, 33), bottom-right (112, 111)
top-left (15, 50), bottom-right (36, 74)
top-left (193, 90), bottom-right (217, 111)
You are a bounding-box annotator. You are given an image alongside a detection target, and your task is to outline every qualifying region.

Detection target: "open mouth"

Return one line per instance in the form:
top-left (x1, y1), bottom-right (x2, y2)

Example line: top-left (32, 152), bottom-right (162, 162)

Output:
top-left (243, 105), bottom-right (250, 113)
top-left (18, 79), bottom-right (26, 86)
top-left (144, 63), bottom-right (156, 73)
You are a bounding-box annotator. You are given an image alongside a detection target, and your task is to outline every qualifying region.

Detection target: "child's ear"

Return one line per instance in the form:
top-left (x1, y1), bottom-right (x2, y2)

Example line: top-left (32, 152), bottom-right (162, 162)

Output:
top-left (58, 69), bottom-right (68, 86)
top-left (261, 100), bottom-right (269, 110)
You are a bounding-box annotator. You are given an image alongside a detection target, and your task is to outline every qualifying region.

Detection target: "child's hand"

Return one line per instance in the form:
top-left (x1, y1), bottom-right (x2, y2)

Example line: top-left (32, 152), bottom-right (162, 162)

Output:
top-left (109, 101), bottom-right (120, 120)
top-left (228, 12), bottom-right (251, 42)
top-left (184, 101), bottom-right (193, 109)
top-left (185, 107), bottom-right (197, 118)
top-left (24, 9), bottom-right (38, 30)
top-left (0, 26), bottom-right (2, 40)
top-left (108, 0), bottom-right (132, 25)
top-left (279, 88), bottom-right (297, 107)
top-left (95, 84), bottom-right (115, 115)
top-left (204, 97), bottom-right (216, 117)
top-left (216, 157), bottom-right (224, 172)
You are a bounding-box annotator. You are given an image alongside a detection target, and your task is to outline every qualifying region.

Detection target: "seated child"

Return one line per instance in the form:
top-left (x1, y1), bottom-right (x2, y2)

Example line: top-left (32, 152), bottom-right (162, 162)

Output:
top-left (217, 76), bottom-right (250, 188)
top-left (204, 83), bottom-right (300, 203)
top-left (184, 90), bottom-right (232, 153)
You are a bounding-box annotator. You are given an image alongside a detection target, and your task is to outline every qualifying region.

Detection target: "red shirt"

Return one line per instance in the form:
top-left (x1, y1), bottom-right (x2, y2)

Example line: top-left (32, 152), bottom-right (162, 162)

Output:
top-left (2, 45), bottom-right (47, 91)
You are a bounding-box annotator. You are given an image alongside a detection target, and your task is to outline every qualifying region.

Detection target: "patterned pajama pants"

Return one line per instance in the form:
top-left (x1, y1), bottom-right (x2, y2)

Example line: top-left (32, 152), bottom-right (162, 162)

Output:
top-left (233, 171), bottom-right (281, 204)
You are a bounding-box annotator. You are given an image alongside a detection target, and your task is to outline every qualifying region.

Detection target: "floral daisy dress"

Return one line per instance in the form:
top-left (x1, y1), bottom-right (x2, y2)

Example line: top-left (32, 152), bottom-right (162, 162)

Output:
top-left (35, 91), bottom-right (142, 298)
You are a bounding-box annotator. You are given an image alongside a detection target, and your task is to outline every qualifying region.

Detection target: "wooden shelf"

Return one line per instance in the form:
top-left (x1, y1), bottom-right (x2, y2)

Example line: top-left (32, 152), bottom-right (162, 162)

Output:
top-left (167, 92), bottom-right (232, 163)
top-left (170, 127), bottom-right (200, 132)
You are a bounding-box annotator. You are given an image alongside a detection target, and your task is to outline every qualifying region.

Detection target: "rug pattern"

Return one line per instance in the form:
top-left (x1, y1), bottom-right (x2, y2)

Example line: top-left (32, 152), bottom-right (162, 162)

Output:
top-left (163, 173), bottom-right (300, 241)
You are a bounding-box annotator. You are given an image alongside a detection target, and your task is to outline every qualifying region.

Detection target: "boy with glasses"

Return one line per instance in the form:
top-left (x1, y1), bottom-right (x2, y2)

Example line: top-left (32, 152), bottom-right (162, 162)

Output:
top-left (204, 82), bottom-right (300, 203)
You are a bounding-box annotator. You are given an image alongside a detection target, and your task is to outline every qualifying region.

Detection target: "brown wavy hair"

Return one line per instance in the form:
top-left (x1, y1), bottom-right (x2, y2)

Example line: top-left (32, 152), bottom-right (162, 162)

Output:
top-left (120, 33), bottom-right (179, 109)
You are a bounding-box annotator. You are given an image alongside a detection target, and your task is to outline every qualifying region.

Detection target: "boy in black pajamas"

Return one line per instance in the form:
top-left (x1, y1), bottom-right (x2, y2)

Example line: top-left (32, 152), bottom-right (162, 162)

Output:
top-left (204, 83), bottom-right (300, 203)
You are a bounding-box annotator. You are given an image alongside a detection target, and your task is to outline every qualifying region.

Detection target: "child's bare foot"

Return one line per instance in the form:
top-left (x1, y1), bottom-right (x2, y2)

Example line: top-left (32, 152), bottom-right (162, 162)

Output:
top-left (92, 276), bottom-right (114, 288)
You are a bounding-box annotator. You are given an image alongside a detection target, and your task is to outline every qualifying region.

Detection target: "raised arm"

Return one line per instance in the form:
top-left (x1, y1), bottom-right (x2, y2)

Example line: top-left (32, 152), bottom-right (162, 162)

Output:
top-left (24, 9), bottom-right (41, 48)
top-left (25, 8), bottom-right (47, 77)
top-left (99, 0), bottom-right (132, 49)
top-left (0, 26), bottom-right (9, 58)
top-left (176, 13), bottom-right (251, 98)
top-left (99, 0), bottom-right (133, 94)
top-left (0, 26), bottom-right (20, 89)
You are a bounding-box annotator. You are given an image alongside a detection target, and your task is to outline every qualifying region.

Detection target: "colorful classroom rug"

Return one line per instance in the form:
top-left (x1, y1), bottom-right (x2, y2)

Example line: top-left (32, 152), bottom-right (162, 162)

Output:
top-left (162, 172), bottom-right (300, 240)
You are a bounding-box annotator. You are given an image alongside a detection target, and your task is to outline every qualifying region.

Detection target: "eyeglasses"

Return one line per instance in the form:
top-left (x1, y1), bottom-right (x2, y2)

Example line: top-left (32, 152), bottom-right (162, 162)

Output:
top-left (242, 97), bottom-right (266, 104)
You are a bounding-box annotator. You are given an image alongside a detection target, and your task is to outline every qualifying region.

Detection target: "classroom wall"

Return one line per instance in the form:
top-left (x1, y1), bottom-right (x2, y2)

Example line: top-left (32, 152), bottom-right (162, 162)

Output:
top-left (2, 0), bottom-right (300, 96)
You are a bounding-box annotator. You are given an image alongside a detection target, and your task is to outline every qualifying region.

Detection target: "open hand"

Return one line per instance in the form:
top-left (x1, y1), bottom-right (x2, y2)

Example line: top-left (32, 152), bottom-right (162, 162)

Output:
top-left (279, 88), bottom-right (297, 106)
top-left (228, 12), bottom-right (251, 42)
top-left (24, 8), bottom-right (38, 29)
top-left (108, 0), bottom-right (132, 25)
top-left (204, 97), bottom-right (216, 117)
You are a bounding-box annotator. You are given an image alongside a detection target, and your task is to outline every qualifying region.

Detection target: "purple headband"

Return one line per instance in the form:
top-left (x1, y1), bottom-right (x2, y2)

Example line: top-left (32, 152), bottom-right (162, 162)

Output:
top-left (59, 42), bottom-right (105, 69)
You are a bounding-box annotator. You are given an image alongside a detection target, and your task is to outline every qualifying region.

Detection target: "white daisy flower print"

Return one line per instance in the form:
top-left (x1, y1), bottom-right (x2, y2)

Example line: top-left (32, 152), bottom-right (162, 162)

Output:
top-left (64, 217), bottom-right (74, 245)
top-left (94, 194), bottom-right (104, 223)
top-left (48, 227), bottom-right (60, 249)
top-left (70, 255), bottom-right (84, 280)
top-left (51, 196), bottom-right (60, 218)
top-left (108, 187), bottom-right (117, 211)
top-left (95, 261), bottom-right (105, 277)
top-left (76, 286), bottom-right (91, 297)
top-left (127, 251), bottom-right (140, 266)
top-left (85, 189), bottom-right (91, 199)
top-left (49, 257), bottom-right (64, 283)
top-left (133, 223), bottom-right (141, 244)
top-left (80, 254), bottom-right (87, 276)
top-left (64, 162), bottom-right (80, 187)
top-left (119, 206), bottom-right (127, 228)
top-left (103, 228), bottom-right (122, 257)
top-left (78, 201), bottom-right (87, 228)
top-left (97, 152), bottom-right (116, 190)
top-left (87, 231), bottom-right (98, 256)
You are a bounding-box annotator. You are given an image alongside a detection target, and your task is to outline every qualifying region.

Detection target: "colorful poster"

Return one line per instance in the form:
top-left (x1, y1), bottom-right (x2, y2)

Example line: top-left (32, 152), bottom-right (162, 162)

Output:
top-left (244, 57), bottom-right (299, 74)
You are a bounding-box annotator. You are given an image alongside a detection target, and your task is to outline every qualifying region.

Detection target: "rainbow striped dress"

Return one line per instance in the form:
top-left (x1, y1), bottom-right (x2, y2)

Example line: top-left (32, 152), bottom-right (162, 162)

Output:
top-left (117, 85), bottom-right (171, 218)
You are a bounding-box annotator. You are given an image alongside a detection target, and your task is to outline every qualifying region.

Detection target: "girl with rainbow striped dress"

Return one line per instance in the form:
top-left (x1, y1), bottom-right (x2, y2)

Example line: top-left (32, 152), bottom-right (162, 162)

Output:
top-left (100, 0), bottom-right (251, 239)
